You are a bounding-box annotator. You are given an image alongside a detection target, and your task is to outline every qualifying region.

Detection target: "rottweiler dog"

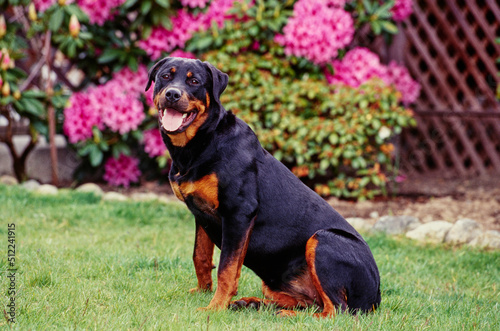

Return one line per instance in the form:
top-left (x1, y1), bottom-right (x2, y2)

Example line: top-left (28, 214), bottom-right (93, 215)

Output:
top-left (145, 57), bottom-right (381, 317)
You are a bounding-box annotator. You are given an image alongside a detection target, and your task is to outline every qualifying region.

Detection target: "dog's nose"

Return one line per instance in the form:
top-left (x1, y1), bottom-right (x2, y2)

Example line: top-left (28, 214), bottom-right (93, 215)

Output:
top-left (165, 88), bottom-right (182, 103)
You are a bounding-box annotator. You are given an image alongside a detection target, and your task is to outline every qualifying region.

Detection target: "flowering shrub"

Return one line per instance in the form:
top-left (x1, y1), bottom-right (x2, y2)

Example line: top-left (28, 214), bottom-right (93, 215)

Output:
top-left (326, 47), bottom-right (420, 104)
top-left (1, 0), bottom-right (419, 196)
top-left (103, 154), bottom-right (141, 188)
top-left (276, 0), bottom-right (354, 64)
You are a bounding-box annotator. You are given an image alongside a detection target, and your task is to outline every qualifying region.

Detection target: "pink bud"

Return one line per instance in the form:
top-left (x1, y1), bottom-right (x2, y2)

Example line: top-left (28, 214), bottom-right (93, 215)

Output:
top-left (69, 14), bottom-right (80, 38)
top-left (1, 49), bottom-right (11, 71)
top-left (0, 15), bottom-right (6, 38)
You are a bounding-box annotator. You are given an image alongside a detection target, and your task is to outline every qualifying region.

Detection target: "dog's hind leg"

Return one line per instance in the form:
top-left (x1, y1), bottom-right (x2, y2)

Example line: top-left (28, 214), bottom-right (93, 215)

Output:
top-left (300, 229), bottom-right (381, 317)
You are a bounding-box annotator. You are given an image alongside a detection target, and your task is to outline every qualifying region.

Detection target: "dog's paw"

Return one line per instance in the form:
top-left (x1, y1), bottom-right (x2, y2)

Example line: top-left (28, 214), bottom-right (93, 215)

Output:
top-left (229, 297), bottom-right (262, 310)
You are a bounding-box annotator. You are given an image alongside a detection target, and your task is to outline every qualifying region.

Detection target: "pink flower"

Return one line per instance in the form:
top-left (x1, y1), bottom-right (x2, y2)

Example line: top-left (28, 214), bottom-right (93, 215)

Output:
top-left (138, 0), bottom-right (240, 60)
top-left (326, 47), bottom-right (421, 104)
top-left (391, 0), bottom-right (413, 22)
top-left (326, 47), bottom-right (389, 87)
top-left (103, 154), bottom-right (141, 187)
top-left (63, 65), bottom-right (148, 143)
top-left (169, 50), bottom-right (197, 59)
top-left (33, 0), bottom-right (69, 12)
top-left (143, 128), bottom-right (166, 158)
top-left (277, 0), bottom-right (354, 65)
top-left (63, 89), bottom-right (103, 143)
top-left (180, 0), bottom-right (210, 8)
top-left (77, 0), bottom-right (126, 25)
top-left (98, 82), bottom-right (145, 134)
top-left (387, 61), bottom-right (421, 104)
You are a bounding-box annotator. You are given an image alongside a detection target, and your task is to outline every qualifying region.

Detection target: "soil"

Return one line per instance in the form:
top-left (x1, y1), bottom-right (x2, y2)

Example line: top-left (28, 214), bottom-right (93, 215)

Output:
top-left (99, 175), bottom-right (500, 232)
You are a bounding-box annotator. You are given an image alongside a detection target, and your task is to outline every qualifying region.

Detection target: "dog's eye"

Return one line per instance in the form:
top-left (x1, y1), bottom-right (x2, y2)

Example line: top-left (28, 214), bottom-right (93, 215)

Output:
top-left (162, 73), bottom-right (171, 80)
top-left (188, 78), bottom-right (200, 85)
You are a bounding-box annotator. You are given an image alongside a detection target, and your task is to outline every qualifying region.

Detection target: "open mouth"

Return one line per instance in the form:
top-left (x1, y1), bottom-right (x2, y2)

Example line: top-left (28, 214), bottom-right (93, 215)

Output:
top-left (158, 108), bottom-right (197, 133)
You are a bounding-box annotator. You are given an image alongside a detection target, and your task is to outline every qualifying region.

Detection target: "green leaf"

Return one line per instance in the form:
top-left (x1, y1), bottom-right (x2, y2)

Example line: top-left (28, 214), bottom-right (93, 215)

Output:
top-left (381, 21), bottom-right (399, 34)
top-left (371, 21), bottom-right (382, 35)
top-left (18, 97), bottom-right (45, 116)
top-left (123, 0), bottom-right (139, 9)
top-left (155, 0), bottom-right (170, 8)
top-left (49, 7), bottom-right (64, 32)
top-left (89, 145), bottom-right (103, 167)
top-left (98, 49), bottom-right (122, 64)
top-left (22, 90), bottom-right (47, 99)
top-left (112, 143), bottom-right (131, 159)
top-left (31, 120), bottom-right (49, 137)
top-left (319, 159), bottom-right (330, 171)
top-left (140, 1), bottom-right (152, 14)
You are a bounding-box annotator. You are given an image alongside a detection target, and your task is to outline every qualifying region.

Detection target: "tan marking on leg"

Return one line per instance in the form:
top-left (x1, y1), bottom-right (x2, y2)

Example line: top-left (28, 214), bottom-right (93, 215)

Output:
top-left (306, 235), bottom-right (336, 318)
top-left (201, 223), bottom-right (254, 311)
top-left (190, 224), bottom-right (215, 293)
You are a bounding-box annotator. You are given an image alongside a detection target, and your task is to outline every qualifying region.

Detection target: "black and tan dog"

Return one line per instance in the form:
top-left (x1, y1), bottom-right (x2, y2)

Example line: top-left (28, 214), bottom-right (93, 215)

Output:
top-left (145, 57), bottom-right (381, 317)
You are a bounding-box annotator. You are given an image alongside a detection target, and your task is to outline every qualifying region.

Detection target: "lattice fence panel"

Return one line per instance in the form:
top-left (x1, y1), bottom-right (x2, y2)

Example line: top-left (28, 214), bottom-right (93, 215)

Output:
top-left (395, 0), bottom-right (500, 177)
top-left (399, 114), bottom-right (500, 177)
top-left (403, 0), bottom-right (499, 112)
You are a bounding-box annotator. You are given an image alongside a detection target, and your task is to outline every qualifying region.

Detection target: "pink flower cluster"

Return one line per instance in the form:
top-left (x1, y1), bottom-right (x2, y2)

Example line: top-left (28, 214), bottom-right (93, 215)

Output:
top-left (33, 0), bottom-right (74, 13)
top-left (276, 0), bottom-right (354, 64)
top-left (391, 0), bottom-right (414, 22)
top-left (143, 128), bottom-right (166, 158)
top-left (103, 154), bottom-right (141, 187)
top-left (63, 65), bottom-right (150, 143)
top-left (33, 0), bottom-right (125, 25)
top-left (63, 88), bottom-right (103, 143)
top-left (386, 61), bottom-right (421, 105)
top-left (78, 0), bottom-right (127, 25)
top-left (326, 47), bottom-right (420, 104)
top-left (138, 0), bottom-right (239, 60)
top-left (326, 47), bottom-right (390, 87)
top-left (180, 0), bottom-right (210, 8)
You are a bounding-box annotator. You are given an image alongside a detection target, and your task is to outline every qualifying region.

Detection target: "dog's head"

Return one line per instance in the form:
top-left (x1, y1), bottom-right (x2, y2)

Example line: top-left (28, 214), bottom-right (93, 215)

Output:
top-left (145, 57), bottom-right (228, 147)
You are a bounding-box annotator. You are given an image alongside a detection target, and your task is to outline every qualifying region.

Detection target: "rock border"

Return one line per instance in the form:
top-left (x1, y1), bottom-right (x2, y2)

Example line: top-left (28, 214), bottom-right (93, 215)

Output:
top-left (1, 175), bottom-right (499, 250)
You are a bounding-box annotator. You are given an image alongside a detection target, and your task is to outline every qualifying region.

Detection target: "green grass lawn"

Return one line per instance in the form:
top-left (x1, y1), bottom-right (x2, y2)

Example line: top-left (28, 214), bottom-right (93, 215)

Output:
top-left (0, 184), bottom-right (499, 330)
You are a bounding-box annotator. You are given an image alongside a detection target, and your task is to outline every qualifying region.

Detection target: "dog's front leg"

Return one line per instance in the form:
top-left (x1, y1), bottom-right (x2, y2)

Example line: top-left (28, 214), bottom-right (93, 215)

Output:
top-left (201, 215), bottom-right (256, 311)
top-left (190, 222), bottom-right (215, 293)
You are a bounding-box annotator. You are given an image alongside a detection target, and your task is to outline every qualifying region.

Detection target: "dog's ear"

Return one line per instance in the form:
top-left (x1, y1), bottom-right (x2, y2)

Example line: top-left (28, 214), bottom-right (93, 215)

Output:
top-left (204, 61), bottom-right (228, 108)
top-left (145, 57), bottom-right (170, 92)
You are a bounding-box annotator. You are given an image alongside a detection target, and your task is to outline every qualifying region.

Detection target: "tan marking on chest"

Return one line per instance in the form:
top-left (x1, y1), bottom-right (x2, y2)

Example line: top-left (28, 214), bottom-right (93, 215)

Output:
top-left (170, 173), bottom-right (219, 212)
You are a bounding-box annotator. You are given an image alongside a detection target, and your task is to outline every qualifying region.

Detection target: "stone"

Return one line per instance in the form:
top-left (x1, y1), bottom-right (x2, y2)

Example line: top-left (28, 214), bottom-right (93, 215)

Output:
top-left (346, 217), bottom-right (373, 233)
top-left (35, 184), bottom-right (59, 195)
top-left (444, 219), bottom-right (482, 245)
top-left (369, 211), bottom-right (380, 219)
top-left (372, 215), bottom-right (421, 235)
top-left (0, 175), bottom-right (18, 186)
top-left (21, 179), bottom-right (40, 191)
top-left (130, 192), bottom-right (159, 202)
top-left (469, 230), bottom-right (500, 250)
top-left (406, 221), bottom-right (453, 244)
top-left (102, 191), bottom-right (128, 202)
top-left (76, 183), bottom-right (104, 196)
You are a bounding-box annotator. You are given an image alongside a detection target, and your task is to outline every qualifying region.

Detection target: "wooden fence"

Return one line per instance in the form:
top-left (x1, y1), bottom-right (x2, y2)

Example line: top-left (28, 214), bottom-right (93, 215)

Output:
top-left (393, 0), bottom-right (500, 177)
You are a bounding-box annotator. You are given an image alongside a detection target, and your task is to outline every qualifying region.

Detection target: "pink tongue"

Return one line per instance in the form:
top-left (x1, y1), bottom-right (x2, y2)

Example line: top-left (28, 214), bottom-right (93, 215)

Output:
top-left (162, 109), bottom-right (184, 132)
